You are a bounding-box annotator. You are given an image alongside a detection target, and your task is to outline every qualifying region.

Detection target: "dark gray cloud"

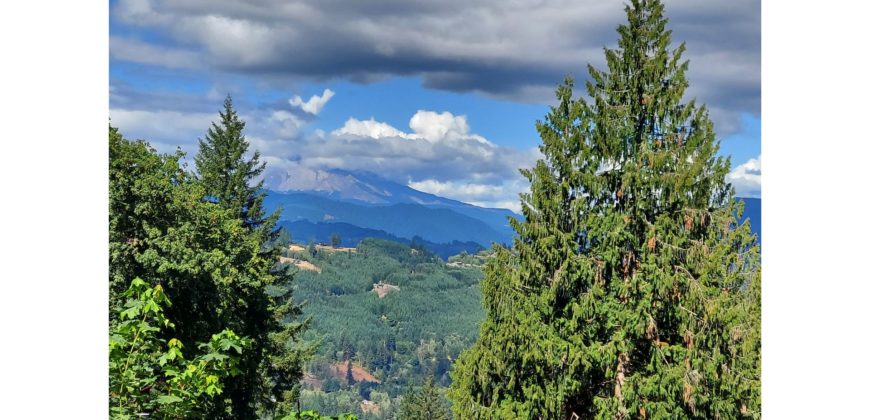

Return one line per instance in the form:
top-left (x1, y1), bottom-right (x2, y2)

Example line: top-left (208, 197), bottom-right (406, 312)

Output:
top-left (112, 0), bottom-right (759, 135)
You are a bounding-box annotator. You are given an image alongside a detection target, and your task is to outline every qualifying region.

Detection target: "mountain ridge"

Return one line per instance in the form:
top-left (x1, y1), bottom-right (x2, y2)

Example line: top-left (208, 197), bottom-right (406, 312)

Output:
top-left (262, 167), bottom-right (760, 251)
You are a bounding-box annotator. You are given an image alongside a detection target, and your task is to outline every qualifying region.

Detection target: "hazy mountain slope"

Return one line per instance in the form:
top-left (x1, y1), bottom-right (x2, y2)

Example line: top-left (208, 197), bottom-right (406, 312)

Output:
top-left (264, 191), bottom-right (512, 245)
top-left (265, 168), bottom-right (517, 236)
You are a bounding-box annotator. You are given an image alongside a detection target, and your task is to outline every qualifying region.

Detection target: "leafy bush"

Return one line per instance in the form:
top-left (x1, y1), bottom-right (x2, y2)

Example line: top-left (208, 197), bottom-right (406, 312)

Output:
top-left (109, 278), bottom-right (249, 419)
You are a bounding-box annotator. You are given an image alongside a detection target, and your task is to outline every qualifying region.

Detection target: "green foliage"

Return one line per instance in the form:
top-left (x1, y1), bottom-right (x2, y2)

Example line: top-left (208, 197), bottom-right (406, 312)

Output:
top-left (109, 278), bottom-right (249, 419)
top-left (194, 95), bottom-right (268, 229)
top-left (288, 239), bottom-right (482, 417)
top-left (280, 410), bottom-right (358, 420)
top-left (110, 115), bottom-right (311, 418)
top-left (399, 377), bottom-right (450, 420)
top-left (331, 232), bottom-right (342, 248)
top-left (448, 1), bottom-right (761, 418)
top-left (295, 239), bottom-right (483, 380)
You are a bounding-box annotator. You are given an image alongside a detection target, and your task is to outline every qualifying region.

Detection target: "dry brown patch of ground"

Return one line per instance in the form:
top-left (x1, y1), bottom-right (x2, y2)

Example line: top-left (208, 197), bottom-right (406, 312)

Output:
top-left (315, 244), bottom-right (357, 253)
top-left (360, 400), bottom-right (380, 415)
top-left (301, 373), bottom-right (322, 390)
top-left (372, 281), bottom-right (400, 298)
top-left (329, 362), bottom-right (380, 384)
top-left (287, 244), bottom-right (306, 253)
top-left (278, 256), bottom-right (322, 273)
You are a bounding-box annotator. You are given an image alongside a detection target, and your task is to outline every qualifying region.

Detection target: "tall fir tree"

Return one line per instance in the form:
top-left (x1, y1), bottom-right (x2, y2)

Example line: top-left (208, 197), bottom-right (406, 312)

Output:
top-left (193, 97), bottom-right (312, 417)
top-left (448, 1), bottom-right (760, 419)
top-left (195, 95), bottom-right (268, 229)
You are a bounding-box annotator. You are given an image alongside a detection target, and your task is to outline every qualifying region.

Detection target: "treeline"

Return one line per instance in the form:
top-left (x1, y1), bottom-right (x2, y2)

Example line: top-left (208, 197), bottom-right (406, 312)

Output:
top-left (277, 220), bottom-right (485, 260)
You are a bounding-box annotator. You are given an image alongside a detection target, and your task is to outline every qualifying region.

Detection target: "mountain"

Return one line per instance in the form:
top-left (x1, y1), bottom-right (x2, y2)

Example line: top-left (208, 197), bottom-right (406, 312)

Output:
top-left (263, 168), bottom-right (517, 247)
top-left (266, 168), bottom-right (517, 231)
top-left (263, 167), bottom-right (761, 251)
top-left (264, 191), bottom-right (513, 246)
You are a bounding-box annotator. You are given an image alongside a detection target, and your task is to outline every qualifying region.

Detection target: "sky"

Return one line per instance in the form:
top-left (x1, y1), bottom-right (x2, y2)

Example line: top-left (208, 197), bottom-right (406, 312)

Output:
top-left (108, 0), bottom-right (761, 212)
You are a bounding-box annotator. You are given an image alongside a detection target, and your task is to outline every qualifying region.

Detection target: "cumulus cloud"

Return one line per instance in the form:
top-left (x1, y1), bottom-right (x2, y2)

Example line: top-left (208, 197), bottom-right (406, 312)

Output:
top-left (409, 111), bottom-right (468, 141)
top-left (110, 0), bottom-right (759, 136)
top-left (306, 111), bottom-right (538, 185)
top-left (289, 88), bottom-right (335, 115)
top-left (332, 110), bottom-right (490, 145)
top-left (332, 117), bottom-right (411, 139)
top-left (726, 155), bottom-right (761, 198)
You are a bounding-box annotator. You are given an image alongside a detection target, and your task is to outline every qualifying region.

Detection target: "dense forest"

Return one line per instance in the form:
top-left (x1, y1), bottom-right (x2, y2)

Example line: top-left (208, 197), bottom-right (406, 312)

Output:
top-left (108, 1), bottom-right (760, 418)
top-left (281, 239), bottom-right (487, 418)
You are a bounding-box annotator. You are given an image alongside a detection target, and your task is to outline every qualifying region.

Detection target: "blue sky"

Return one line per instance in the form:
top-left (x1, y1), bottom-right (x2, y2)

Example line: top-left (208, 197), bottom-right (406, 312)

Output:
top-left (109, 0), bottom-right (761, 211)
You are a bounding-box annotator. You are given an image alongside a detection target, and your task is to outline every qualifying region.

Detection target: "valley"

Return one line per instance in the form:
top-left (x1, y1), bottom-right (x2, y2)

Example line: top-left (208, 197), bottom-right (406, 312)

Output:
top-left (275, 238), bottom-right (488, 418)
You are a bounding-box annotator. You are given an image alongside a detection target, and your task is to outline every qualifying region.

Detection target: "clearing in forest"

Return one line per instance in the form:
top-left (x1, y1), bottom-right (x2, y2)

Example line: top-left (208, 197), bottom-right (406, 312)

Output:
top-left (278, 256), bottom-right (322, 273)
top-left (372, 281), bottom-right (400, 298)
top-left (315, 244), bottom-right (357, 253)
top-left (287, 244), bottom-right (306, 253)
top-left (329, 362), bottom-right (380, 384)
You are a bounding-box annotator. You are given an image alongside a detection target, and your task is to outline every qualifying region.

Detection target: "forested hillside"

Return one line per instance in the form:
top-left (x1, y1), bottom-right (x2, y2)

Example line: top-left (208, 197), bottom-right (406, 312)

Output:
top-left (277, 220), bottom-right (485, 259)
top-left (275, 239), bottom-right (487, 418)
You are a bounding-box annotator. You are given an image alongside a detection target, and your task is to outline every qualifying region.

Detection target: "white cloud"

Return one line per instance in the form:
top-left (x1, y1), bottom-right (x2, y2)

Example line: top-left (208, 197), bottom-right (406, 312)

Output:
top-left (408, 179), bottom-right (497, 198)
top-left (726, 155), bottom-right (761, 198)
top-left (332, 117), bottom-right (410, 139)
top-left (333, 110), bottom-right (491, 145)
top-left (408, 178), bottom-right (527, 212)
top-left (289, 88), bottom-right (335, 115)
top-left (409, 110), bottom-right (468, 141)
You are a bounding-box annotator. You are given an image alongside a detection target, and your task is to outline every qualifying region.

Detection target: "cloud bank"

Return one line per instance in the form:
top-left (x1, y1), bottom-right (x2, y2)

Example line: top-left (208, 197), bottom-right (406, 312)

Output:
top-left (111, 0), bottom-right (759, 136)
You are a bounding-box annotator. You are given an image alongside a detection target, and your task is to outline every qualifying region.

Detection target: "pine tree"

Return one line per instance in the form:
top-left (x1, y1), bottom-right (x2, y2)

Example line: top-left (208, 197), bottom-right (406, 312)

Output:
top-left (448, 1), bottom-right (760, 418)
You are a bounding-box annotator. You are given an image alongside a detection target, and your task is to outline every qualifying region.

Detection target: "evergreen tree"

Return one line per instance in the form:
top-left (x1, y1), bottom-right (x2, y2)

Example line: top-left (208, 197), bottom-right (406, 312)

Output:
top-left (346, 360), bottom-right (356, 386)
top-left (193, 98), bottom-right (312, 417)
top-left (195, 95), bottom-right (268, 229)
top-left (448, 1), bottom-right (760, 418)
top-left (399, 377), bottom-right (450, 420)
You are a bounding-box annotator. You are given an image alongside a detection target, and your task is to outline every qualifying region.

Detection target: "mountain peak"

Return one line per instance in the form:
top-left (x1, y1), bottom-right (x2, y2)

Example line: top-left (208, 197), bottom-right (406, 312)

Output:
top-left (264, 166), bottom-right (480, 209)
